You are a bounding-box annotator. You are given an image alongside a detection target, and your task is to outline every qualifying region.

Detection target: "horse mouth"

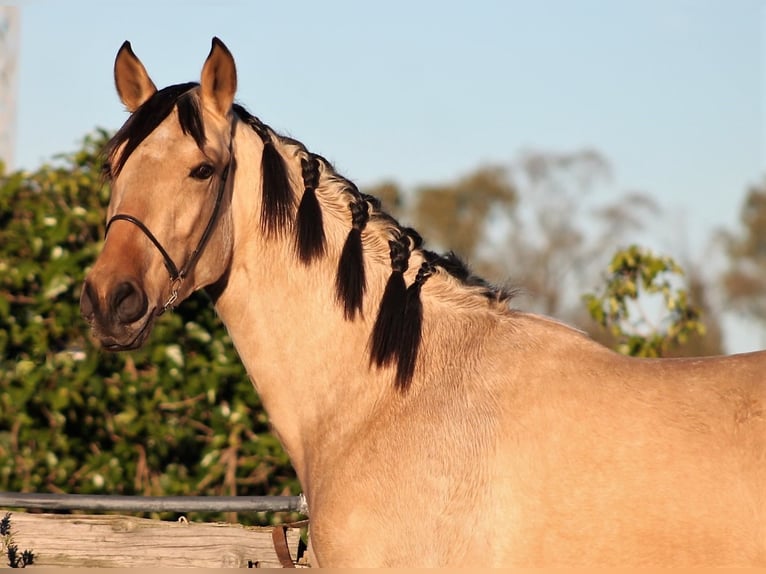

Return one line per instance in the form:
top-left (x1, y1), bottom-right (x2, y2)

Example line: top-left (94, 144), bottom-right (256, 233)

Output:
top-left (98, 311), bottom-right (157, 352)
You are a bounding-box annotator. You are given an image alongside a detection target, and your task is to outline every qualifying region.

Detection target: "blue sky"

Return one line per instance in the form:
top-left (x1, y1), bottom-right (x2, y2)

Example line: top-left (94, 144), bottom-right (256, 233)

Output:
top-left (9, 0), bottom-right (766, 350)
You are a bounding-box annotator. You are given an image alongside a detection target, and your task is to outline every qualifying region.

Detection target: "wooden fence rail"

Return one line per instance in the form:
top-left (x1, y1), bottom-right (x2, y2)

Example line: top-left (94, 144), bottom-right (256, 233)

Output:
top-left (2, 512), bottom-right (304, 568)
top-left (0, 493), bottom-right (308, 568)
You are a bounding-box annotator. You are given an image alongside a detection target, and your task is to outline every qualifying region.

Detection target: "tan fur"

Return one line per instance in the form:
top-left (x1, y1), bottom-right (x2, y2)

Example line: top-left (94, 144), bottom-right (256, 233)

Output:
top-left (114, 41), bottom-right (157, 112)
top-left (82, 39), bottom-right (766, 566)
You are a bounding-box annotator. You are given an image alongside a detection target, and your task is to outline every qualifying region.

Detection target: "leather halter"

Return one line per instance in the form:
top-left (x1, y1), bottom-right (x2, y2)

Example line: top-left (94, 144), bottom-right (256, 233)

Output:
top-left (104, 159), bottom-right (231, 313)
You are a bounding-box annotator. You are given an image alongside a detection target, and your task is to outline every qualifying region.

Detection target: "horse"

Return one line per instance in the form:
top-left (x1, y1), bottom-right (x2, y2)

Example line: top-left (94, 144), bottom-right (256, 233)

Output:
top-left (80, 38), bottom-right (766, 567)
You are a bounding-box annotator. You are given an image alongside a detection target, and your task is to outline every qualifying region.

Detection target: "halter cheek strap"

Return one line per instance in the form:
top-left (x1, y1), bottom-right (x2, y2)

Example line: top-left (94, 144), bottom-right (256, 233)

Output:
top-left (106, 213), bottom-right (182, 279)
top-left (104, 160), bottom-right (231, 313)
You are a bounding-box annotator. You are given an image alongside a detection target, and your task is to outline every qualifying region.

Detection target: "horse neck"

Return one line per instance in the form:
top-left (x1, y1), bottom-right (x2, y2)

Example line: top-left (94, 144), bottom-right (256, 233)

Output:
top-left (212, 122), bottom-right (396, 484)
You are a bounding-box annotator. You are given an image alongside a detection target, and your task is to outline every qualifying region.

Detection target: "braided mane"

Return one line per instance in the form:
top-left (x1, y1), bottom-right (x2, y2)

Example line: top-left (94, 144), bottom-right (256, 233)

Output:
top-left (230, 103), bottom-right (514, 389)
top-left (104, 84), bottom-right (512, 390)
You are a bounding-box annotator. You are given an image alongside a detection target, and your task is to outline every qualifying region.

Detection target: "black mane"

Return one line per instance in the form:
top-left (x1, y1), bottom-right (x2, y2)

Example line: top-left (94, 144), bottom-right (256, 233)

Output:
top-left (105, 82), bottom-right (203, 177)
top-left (104, 86), bottom-right (512, 390)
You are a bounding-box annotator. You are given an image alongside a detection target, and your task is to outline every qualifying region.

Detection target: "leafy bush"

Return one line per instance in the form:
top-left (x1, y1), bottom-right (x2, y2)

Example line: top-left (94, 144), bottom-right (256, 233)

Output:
top-left (582, 245), bottom-right (705, 357)
top-left (0, 132), bottom-right (298, 524)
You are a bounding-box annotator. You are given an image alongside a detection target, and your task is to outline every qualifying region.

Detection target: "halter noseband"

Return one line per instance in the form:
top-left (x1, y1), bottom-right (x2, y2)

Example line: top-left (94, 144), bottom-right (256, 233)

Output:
top-left (104, 160), bottom-right (231, 313)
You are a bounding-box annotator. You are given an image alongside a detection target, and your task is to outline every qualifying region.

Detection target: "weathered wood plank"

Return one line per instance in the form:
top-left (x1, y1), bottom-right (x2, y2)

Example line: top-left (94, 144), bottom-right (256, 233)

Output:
top-left (4, 512), bottom-right (303, 568)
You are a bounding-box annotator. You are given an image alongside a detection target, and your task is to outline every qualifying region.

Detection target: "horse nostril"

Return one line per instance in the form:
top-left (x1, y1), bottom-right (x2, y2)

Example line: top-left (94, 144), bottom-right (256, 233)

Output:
top-left (80, 281), bottom-right (97, 321)
top-left (111, 281), bottom-right (148, 324)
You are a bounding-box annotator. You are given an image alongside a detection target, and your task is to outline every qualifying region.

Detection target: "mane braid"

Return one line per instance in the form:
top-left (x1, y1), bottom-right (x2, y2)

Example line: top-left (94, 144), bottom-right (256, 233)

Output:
top-left (232, 103), bottom-right (293, 238)
top-left (397, 259), bottom-right (435, 390)
top-left (335, 194), bottom-right (369, 320)
top-left (370, 233), bottom-right (410, 371)
top-left (296, 154), bottom-right (326, 263)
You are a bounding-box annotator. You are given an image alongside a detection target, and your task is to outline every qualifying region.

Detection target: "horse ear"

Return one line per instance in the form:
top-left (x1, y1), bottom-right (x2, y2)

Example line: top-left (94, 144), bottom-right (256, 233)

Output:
top-left (200, 37), bottom-right (237, 117)
top-left (114, 41), bottom-right (157, 112)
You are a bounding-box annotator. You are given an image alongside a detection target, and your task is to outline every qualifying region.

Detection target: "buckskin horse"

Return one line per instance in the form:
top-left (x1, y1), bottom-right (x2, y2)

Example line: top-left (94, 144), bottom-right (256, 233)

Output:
top-left (80, 38), bottom-right (765, 566)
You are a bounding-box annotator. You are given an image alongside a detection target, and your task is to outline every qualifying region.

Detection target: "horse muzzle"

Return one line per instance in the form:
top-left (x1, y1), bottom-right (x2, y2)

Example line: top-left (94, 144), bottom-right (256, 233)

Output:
top-left (80, 277), bottom-right (157, 351)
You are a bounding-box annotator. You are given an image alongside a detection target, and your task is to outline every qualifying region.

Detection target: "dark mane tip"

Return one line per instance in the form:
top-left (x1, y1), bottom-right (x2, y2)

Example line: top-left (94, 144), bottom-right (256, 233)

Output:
top-left (296, 155), bottom-right (326, 263)
top-left (370, 232), bottom-right (427, 390)
top-left (259, 136), bottom-right (293, 238)
top-left (369, 266), bottom-right (407, 369)
top-left (392, 259), bottom-right (436, 390)
top-left (335, 194), bottom-right (370, 320)
top-left (231, 103), bottom-right (294, 238)
top-left (336, 227), bottom-right (366, 320)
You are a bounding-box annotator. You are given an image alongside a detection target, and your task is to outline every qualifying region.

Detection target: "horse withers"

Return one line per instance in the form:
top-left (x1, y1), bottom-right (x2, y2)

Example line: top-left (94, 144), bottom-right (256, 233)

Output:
top-left (80, 38), bottom-right (766, 566)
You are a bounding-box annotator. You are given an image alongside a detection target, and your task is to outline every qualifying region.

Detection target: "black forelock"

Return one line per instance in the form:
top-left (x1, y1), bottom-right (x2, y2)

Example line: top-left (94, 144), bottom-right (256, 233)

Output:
top-left (105, 81), bottom-right (204, 177)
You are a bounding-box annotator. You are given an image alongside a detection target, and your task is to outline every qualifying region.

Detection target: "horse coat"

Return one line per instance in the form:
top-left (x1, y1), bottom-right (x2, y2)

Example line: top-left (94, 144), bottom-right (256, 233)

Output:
top-left (80, 38), bottom-right (766, 566)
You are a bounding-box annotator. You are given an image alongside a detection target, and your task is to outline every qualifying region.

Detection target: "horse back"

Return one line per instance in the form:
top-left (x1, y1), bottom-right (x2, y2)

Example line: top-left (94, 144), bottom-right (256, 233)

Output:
top-left (487, 314), bottom-right (766, 565)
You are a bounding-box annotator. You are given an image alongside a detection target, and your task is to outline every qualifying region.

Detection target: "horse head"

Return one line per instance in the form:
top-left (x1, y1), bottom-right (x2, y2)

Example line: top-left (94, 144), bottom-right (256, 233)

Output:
top-left (80, 39), bottom-right (237, 350)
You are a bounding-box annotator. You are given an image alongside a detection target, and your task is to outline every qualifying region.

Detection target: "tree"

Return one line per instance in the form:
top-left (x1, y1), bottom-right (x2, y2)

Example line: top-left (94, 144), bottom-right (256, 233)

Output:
top-left (501, 150), bottom-right (674, 321)
top-left (720, 182), bottom-right (766, 327)
top-left (0, 132), bottom-right (297, 525)
top-left (582, 245), bottom-right (706, 357)
top-left (412, 166), bottom-right (517, 260)
top-left (383, 149), bottom-right (660, 320)
top-left (366, 180), bottom-right (404, 216)
top-left (365, 148), bottom-right (721, 355)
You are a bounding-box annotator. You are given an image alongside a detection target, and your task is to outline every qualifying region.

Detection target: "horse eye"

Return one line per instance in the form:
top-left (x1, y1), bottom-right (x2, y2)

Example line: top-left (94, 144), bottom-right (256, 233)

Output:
top-left (190, 163), bottom-right (215, 180)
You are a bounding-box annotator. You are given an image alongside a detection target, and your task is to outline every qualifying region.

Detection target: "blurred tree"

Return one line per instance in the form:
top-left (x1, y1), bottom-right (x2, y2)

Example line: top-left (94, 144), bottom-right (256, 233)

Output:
top-left (412, 165), bottom-right (517, 260)
top-left (720, 183), bottom-right (766, 327)
top-left (503, 150), bottom-right (670, 318)
top-left (392, 149), bottom-right (658, 319)
top-left (365, 148), bottom-right (721, 355)
top-left (365, 180), bottom-right (403, 216)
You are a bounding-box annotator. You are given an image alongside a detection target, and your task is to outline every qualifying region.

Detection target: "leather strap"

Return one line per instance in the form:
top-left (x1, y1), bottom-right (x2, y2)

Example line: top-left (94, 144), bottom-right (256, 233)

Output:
top-left (105, 162), bottom-right (229, 282)
top-left (106, 213), bottom-right (181, 278)
top-left (271, 525), bottom-right (295, 568)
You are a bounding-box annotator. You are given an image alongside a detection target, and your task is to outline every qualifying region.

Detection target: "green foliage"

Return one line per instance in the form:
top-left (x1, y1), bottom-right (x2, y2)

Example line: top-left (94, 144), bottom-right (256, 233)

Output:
top-left (1, 513), bottom-right (35, 568)
top-left (583, 245), bottom-right (706, 357)
top-left (0, 132), bottom-right (297, 524)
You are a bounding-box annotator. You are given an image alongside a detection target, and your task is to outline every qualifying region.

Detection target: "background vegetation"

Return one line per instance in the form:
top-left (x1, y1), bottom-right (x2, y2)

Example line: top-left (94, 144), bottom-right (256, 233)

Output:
top-left (0, 132), bottom-right (296, 525)
top-left (1, 131), bottom-right (763, 524)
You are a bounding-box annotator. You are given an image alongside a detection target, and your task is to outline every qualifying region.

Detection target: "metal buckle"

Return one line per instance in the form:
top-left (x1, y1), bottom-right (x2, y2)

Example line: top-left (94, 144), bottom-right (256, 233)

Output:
top-left (162, 278), bottom-right (183, 312)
